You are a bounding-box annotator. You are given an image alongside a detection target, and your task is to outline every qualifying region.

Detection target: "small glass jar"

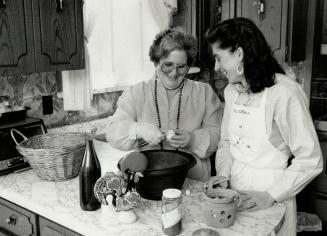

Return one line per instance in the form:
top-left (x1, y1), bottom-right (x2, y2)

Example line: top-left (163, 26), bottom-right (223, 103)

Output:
top-left (161, 188), bottom-right (182, 236)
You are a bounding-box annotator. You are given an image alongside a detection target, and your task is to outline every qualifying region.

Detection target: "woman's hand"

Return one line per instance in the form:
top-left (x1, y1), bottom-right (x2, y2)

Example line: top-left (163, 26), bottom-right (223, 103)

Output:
top-left (135, 122), bottom-right (163, 146)
top-left (238, 190), bottom-right (276, 212)
top-left (167, 130), bottom-right (194, 148)
top-left (206, 176), bottom-right (229, 189)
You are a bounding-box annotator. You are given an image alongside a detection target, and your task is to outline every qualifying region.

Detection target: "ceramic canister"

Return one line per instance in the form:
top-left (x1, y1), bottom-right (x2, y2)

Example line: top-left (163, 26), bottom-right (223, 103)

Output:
top-left (202, 188), bottom-right (239, 228)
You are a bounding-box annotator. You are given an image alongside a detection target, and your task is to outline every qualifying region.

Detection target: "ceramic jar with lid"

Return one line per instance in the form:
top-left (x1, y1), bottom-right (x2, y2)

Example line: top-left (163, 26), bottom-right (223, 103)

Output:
top-left (202, 185), bottom-right (239, 228)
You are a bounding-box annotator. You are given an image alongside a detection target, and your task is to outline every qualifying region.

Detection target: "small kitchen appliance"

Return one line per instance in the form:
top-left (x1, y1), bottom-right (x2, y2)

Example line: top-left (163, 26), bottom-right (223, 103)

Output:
top-left (0, 117), bottom-right (46, 175)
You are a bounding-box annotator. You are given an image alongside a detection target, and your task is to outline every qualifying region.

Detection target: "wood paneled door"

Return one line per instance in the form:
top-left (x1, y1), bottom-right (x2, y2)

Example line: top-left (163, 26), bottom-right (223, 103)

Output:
top-left (0, 0), bottom-right (84, 76)
top-left (32, 0), bottom-right (84, 72)
top-left (0, 0), bottom-right (35, 75)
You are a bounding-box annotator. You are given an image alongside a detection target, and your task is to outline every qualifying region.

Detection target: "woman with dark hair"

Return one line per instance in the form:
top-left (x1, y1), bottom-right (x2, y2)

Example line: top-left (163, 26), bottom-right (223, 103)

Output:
top-left (206, 17), bottom-right (322, 235)
top-left (105, 27), bottom-right (221, 181)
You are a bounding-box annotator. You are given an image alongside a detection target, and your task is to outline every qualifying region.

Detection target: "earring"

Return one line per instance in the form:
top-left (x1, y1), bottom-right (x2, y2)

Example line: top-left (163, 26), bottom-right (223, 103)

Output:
top-left (236, 65), bottom-right (244, 76)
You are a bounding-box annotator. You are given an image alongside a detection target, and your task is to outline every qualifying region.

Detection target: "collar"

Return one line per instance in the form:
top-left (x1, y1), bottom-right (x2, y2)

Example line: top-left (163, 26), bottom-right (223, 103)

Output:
top-left (154, 74), bottom-right (186, 91)
top-left (234, 83), bottom-right (251, 94)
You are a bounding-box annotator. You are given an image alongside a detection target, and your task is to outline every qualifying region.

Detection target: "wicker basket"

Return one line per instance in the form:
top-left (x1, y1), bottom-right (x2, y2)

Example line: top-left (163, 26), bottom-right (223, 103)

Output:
top-left (11, 128), bottom-right (85, 181)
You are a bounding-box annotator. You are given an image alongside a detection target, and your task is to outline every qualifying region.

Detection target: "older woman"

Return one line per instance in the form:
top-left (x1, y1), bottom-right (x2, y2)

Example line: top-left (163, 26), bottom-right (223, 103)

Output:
top-left (105, 28), bottom-right (221, 181)
top-left (206, 17), bottom-right (323, 235)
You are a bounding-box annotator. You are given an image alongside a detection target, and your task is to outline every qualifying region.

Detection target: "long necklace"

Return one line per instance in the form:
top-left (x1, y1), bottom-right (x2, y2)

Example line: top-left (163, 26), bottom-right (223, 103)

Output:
top-left (154, 78), bottom-right (184, 131)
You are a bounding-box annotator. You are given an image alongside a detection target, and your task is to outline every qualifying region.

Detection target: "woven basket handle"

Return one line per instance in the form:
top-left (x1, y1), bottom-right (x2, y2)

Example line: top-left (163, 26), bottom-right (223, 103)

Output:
top-left (10, 128), bottom-right (28, 145)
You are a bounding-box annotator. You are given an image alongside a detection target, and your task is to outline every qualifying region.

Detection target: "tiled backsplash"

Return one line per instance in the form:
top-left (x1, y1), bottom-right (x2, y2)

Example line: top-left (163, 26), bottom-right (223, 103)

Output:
top-left (48, 117), bottom-right (109, 135)
top-left (0, 62), bottom-right (301, 129)
top-left (0, 72), bottom-right (121, 128)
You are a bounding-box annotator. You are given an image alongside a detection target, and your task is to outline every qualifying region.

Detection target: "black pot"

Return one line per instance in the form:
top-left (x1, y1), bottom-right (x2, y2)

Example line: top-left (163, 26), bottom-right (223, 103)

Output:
top-left (133, 150), bottom-right (196, 200)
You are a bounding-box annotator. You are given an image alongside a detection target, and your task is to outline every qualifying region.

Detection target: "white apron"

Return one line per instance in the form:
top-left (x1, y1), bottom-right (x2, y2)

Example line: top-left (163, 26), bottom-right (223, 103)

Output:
top-left (229, 89), bottom-right (297, 236)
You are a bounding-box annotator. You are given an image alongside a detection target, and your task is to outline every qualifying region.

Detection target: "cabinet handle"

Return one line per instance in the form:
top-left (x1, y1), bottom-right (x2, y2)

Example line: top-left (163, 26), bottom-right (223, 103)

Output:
top-left (257, 0), bottom-right (265, 20)
top-left (0, 0), bottom-right (6, 9)
top-left (56, 0), bottom-right (63, 13)
top-left (6, 215), bottom-right (16, 226)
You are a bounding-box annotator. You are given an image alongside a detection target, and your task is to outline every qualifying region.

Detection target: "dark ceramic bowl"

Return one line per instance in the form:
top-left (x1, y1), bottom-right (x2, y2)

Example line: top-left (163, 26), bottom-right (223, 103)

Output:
top-left (135, 150), bottom-right (196, 200)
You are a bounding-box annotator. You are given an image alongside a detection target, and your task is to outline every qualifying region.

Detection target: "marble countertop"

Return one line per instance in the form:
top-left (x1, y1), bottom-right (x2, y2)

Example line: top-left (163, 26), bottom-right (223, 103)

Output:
top-left (0, 140), bottom-right (286, 236)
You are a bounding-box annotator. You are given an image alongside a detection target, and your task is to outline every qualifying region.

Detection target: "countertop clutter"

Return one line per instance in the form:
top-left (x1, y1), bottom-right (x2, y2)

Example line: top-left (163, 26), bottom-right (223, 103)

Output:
top-left (0, 140), bottom-right (286, 236)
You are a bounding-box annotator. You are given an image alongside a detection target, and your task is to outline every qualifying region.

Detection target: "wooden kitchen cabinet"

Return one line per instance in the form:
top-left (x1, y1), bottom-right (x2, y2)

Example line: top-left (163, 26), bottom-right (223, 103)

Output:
top-left (0, 198), bottom-right (37, 236)
top-left (0, 0), bottom-right (84, 76)
top-left (39, 217), bottom-right (81, 236)
top-left (173, 0), bottom-right (288, 66)
top-left (222, 0), bottom-right (288, 62)
top-left (173, 0), bottom-right (220, 67)
top-left (0, 197), bottom-right (81, 236)
top-left (32, 0), bottom-right (84, 72)
top-left (0, 0), bottom-right (35, 76)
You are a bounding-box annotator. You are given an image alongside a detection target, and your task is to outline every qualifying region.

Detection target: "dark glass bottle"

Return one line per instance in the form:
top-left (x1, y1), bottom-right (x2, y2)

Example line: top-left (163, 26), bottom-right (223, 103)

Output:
top-left (79, 131), bottom-right (101, 211)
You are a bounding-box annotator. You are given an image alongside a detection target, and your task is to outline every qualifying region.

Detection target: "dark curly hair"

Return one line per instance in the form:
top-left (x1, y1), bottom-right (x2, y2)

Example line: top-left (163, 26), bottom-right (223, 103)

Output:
top-left (205, 17), bottom-right (285, 93)
top-left (149, 27), bottom-right (198, 66)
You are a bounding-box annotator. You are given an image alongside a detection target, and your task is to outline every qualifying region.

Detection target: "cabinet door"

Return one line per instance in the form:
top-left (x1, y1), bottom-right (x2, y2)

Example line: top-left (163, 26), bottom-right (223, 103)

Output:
top-left (0, 0), bottom-right (35, 75)
top-left (39, 217), bottom-right (81, 236)
top-left (236, 0), bottom-right (288, 61)
top-left (0, 198), bottom-right (37, 236)
top-left (32, 0), bottom-right (84, 72)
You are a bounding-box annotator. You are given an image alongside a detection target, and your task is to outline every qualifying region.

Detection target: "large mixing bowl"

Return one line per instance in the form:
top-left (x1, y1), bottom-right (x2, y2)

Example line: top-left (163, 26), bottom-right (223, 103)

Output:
top-left (135, 150), bottom-right (196, 200)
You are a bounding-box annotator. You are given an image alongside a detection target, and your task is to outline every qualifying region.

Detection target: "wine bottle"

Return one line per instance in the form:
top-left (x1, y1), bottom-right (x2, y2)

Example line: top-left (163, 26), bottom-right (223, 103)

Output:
top-left (79, 130), bottom-right (101, 211)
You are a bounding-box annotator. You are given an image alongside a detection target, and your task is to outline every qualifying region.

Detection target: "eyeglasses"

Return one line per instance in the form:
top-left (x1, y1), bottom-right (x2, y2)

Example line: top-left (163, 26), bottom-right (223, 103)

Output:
top-left (160, 62), bottom-right (189, 75)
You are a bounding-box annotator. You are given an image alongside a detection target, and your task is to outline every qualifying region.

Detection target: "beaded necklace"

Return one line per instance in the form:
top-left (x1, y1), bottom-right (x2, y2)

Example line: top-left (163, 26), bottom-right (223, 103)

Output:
top-left (154, 78), bottom-right (184, 131)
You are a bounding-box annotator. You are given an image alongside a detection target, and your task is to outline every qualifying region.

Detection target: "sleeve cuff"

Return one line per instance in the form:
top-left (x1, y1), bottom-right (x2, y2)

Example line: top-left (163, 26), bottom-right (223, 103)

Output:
top-left (267, 184), bottom-right (288, 202)
top-left (217, 171), bottom-right (231, 179)
top-left (188, 131), bottom-right (210, 158)
top-left (128, 122), bottom-right (138, 140)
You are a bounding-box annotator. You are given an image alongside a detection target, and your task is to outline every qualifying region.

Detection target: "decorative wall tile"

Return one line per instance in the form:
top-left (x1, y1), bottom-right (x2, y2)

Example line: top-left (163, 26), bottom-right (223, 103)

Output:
top-left (0, 78), bottom-right (12, 97)
top-left (188, 66), bottom-right (228, 102)
top-left (6, 73), bottom-right (27, 106)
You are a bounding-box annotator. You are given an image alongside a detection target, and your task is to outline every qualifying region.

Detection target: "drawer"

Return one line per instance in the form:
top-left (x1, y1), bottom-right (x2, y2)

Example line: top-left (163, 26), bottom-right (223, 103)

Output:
top-left (0, 198), bottom-right (36, 236)
top-left (39, 217), bottom-right (82, 236)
